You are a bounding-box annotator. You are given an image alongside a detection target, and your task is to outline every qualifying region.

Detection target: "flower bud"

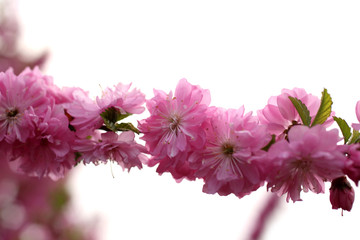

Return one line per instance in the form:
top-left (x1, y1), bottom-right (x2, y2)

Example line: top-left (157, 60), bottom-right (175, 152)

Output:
top-left (330, 176), bottom-right (355, 214)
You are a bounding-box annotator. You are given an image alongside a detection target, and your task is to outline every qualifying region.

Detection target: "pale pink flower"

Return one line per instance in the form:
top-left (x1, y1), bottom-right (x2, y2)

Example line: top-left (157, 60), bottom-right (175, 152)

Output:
top-left (10, 105), bottom-right (75, 180)
top-left (266, 125), bottom-right (345, 202)
top-left (73, 131), bottom-right (146, 171)
top-left (138, 79), bottom-right (210, 180)
top-left (351, 100), bottom-right (360, 131)
top-left (66, 83), bottom-right (145, 136)
top-left (258, 88), bottom-right (323, 138)
top-left (191, 107), bottom-right (270, 198)
top-left (0, 68), bottom-right (48, 143)
top-left (329, 176), bottom-right (355, 213)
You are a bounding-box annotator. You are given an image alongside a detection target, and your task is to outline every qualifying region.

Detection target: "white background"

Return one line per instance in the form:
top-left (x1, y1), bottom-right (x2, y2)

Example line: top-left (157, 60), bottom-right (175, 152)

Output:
top-left (15, 0), bottom-right (360, 239)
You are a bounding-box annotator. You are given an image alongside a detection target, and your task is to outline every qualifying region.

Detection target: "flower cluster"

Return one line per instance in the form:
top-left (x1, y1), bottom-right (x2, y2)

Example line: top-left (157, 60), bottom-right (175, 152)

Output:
top-left (0, 68), bottom-right (147, 180)
top-left (3, 66), bottom-right (360, 214)
top-left (140, 80), bottom-right (360, 213)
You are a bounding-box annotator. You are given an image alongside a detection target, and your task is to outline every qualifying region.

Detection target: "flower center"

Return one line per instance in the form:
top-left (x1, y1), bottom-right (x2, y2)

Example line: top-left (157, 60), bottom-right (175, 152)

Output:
top-left (6, 108), bottom-right (19, 120)
top-left (222, 143), bottom-right (234, 156)
top-left (169, 115), bottom-right (181, 135)
top-left (293, 158), bottom-right (312, 171)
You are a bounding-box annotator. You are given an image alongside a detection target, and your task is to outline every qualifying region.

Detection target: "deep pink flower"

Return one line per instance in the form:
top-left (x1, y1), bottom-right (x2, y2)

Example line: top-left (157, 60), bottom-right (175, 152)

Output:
top-left (191, 107), bottom-right (270, 198)
top-left (258, 88), bottom-right (324, 138)
top-left (66, 83), bottom-right (145, 137)
top-left (0, 68), bottom-right (48, 143)
top-left (138, 79), bottom-right (210, 180)
top-left (342, 143), bottom-right (360, 185)
top-left (329, 176), bottom-right (355, 213)
top-left (73, 131), bottom-right (146, 171)
top-left (266, 125), bottom-right (346, 202)
top-left (10, 105), bottom-right (75, 180)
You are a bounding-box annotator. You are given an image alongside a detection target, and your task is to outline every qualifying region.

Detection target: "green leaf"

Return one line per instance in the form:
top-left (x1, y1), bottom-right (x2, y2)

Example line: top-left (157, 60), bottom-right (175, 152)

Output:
top-left (333, 116), bottom-right (351, 144)
top-left (348, 130), bottom-right (360, 144)
top-left (261, 134), bottom-right (276, 152)
top-left (311, 88), bottom-right (332, 127)
top-left (288, 96), bottom-right (312, 126)
top-left (100, 107), bottom-right (132, 132)
top-left (116, 122), bottom-right (141, 134)
top-left (74, 152), bottom-right (82, 166)
top-left (50, 186), bottom-right (69, 213)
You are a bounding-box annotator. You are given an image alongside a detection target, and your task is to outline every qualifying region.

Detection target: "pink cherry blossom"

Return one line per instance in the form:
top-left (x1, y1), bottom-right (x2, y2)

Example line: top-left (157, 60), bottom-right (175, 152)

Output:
top-left (0, 68), bottom-right (49, 143)
top-left (257, 88), bottom-right (322, 138)
top-left (329, 176), bottom-right (355, 214)
top-left (73, 131), bottom-right (146, 171)
top-left (138, 78), bottom-right (210, 180)
top-left (66, 83), bottom-right (145, 136)
top-left (266, 125), bottom-right (346, 202)
top-left (10, 105), bottom-right (75, 180)
top-left (342, 143), bottom-right (360, 186)
top-left (191, 107), bottom-right (270, 198)
top-left (21, 67), bottom-right (81, 104)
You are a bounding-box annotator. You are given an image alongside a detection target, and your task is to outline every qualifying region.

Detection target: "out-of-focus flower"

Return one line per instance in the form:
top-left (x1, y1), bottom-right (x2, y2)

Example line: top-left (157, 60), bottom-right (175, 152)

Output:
top-left (0, 0), bottom-right (48, 74)
top-left (191, 107), bottom-right (270, 198)
top-left (74, 131), bottom-right (147, 171)
top-left (139, 78), bottom-right (210, 180)
top-left (329, 176), bottom-right (355, 213)
top-left (266, 125), bottom-right (345, 202)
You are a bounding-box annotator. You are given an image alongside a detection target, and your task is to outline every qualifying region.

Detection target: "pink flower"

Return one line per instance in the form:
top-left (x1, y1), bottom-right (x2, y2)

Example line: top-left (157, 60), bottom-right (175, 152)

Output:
top-left (329, 176), bottom-right (355, 213)
top-left (73, 131), bottom-right (146, 171)
top-left (0, 68), bottom-right (49, 143)
top-left (191, 107), bottom-right (270, 198)
top-left (266, 125), bottom-right (346, 202)
top-left (257, 88), bottom-right (323, 138)
top-left (342, 143), bottom-right (360, 185)
top-left (139, 79), bottom-right (210, 157)
top-left (351, 100), bottom-right (360, 131)
top-left (138, 78), bottom-right (210, 180)
top-left (66, 83), bottom-right (145, 136)
top-left (10, 105), bottom-right (75, 180)
top-left (21, 67), bottom-right (80, 104)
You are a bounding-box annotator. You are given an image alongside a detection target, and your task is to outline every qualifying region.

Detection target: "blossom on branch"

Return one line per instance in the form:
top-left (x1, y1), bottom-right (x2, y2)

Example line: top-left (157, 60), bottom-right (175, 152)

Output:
top-left (139, 78), bottom-right (211, 180)
top-left (66, 83), bottom-right (145, 137)
top-left (266, 125), bottom-right (345, 202)
top-left (191, 107), bottom-right (270, 198)
top-left (10, 105), bottom-right (75, 180)
top-left (73, 131), bottom-right (147, 171)
top-left (257, 88), bottom-right (330, 139)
